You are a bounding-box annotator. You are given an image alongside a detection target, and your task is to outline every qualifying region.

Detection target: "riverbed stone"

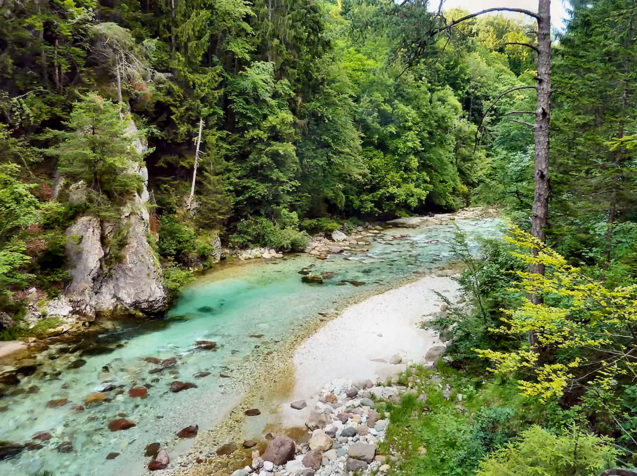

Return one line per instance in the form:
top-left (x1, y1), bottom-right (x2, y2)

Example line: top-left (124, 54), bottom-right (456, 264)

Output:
top-left (262, 436), bottom-right (295, 465)
top-left (0, 442), bottom-right (24, 461)
top-left (176, 425), bottom-right (198, 438)
top-left (244, 408), bottom-right (261, 416)
top-left (106, 452), bottom-right (120, 460)
top-left (148, 449), bottom-right (169, 470)
top-left (32, 432), bottom-right (52, 441)
top-left (243, 439), bottom-right (257, 448)
top-left (309, 429), bottom-right (332, 451)
top-left (144, 443), bottom-right (160, 457)
top-left (57, 442), bottom-right (73, 453)
top-left (216, 442), bottom-right (237, 456)
top-left (108, 418), bottom-right (136, 431)
top-left (169, 381), bottom-right (197, 392)
top-left (46, 399), bottom-right (68, 408)
top-left (129, 386), bottom-right (148, 398)
top-left (348, 443), bottom-right (376, 462)
top-left (195, 340), bottom-right (217, 350)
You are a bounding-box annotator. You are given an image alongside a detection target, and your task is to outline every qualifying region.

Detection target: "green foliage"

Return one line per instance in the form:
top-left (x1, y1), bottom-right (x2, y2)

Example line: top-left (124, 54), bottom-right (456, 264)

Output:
top-left (46, 93), bottom-right (144, 208)
top-left (229, 216), bottom-right (309, 251)
top-left (477, 425), bottom-right (617, 476)
top-left (380, 365), bottom-right (542, 475)
top-left (158, 215), bottom-right (196, 261)
top-left (162, 265), bottom-right (197, 301)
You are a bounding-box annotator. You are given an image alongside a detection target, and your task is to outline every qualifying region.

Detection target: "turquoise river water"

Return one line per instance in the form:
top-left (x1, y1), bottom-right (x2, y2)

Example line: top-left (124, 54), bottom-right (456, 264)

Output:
top-left (0, 216), bottom-right (502, 476)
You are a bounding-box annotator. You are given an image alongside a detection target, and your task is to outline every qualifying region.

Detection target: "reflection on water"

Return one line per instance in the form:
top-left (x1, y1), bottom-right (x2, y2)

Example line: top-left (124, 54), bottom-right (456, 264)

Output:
top-left (0, 217), bottom-right (502, 476)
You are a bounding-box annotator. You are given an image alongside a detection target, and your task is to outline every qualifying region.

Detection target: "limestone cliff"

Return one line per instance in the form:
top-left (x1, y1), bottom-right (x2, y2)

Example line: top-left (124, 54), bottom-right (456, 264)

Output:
top-left (62, 121), bottom-right (166, 318)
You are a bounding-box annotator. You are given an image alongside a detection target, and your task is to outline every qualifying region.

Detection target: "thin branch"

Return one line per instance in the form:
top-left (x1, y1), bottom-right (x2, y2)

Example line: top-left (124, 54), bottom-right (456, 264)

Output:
top-left (473, 85), bottom-right (538, 151)
top-left (507, 118), bottom-right (536, 128)
top-left (501, 111), bottom-right (536, 117)
top-left (504, 42), bottom-right (539, 53)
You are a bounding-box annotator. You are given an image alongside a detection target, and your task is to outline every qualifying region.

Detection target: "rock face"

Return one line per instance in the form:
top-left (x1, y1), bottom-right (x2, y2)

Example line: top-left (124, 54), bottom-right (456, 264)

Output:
top-left (63, 122), bottom-right (166, 318)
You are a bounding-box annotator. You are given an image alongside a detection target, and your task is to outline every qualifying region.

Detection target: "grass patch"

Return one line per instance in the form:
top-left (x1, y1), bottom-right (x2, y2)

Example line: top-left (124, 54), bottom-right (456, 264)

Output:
top-left (378, 364), bottom-right (545, 476)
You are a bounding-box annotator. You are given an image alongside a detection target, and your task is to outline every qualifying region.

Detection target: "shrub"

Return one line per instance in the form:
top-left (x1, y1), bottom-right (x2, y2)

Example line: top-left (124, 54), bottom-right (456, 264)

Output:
top-left (229, 217), bottom-right (309, 251)
top-left (477, 425), bottom-right (618, 476)
top-left (301, 217), bottom-right (342, 234)
top-left (162, 265), bottom-right (196, 301)
top-left (158, 215), bottom-right (196, 260)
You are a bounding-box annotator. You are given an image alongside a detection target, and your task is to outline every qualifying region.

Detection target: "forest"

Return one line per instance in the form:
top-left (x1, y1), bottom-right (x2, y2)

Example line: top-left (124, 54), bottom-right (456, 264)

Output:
top-left (0, 0), bottom-right (636, 474)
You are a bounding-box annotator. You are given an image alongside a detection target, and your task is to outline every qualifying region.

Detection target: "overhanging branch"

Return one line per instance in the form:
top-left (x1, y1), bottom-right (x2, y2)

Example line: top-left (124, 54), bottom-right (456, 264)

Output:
top-left (507, 118), bottom-right (536, 128)
top-left (501, 111), bottom-right (536, 117)
top-left (504, 42), bottom-right (539, 53)
top-left (430, 8), bottom-right (539, 37)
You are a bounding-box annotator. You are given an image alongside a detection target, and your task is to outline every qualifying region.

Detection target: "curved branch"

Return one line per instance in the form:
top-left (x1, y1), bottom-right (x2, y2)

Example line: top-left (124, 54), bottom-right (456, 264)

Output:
top-left (430, 8), bottom-right (539, 37)
top-left (504, 42), bottom-right (539, 53)
top-left (501, 110), bottom-right (536, 117)
top-left (473, 85), bottom-right (538, 152)
top-left (507, 118), bottom-right (536, 128)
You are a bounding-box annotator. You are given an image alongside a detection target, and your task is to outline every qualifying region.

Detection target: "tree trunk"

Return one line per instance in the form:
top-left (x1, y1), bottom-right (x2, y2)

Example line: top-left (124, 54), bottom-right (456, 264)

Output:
top-left (186, 117), bottom-right (204, 210)
top-left (529, 0), bottom-right (552, 309)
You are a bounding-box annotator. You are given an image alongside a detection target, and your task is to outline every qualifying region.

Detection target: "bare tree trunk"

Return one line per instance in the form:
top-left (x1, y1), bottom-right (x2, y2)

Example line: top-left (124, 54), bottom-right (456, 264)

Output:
top-left (529, 0), bottom-right (552, 310)
top-left (171, 0), bottom-right (176, 56)
top-left (115, 55), bottom-right (124, 120)
top-left (186, 117), bottom-right (204, 210)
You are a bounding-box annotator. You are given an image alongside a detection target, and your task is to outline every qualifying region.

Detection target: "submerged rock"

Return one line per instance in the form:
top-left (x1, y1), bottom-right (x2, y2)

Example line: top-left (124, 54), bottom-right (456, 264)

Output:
top-left (108, 418), bottom-right (136, 431)
top-left (195, 340), bottom-right (217, 350)
top-left (32, 432), bottom-right (52, 441)
top-left (46, 399), bottom-right (69, 408)
top-left (216, 442), bottom-right (237, 456)
top-left (0, 442), bottom-right (24, 460)
top-left (242, 439), bottom-right (257, 448)
top-left (244, 408), bottom-right (261, 416)
top-left (176, 425), bottom-right (198, 438)
top-left (128, 386), bottom-right (148, 399)
top-left (169, 381), bottom-right (197, 393)
top-left (57, 442), bottom-right (74, 453)
top-left (106, 452), bottom-right (120, 460)
top-left (262, 436), bottom-right (295, 465)
top-left (302, 274), bottom-right (324, 284)
top-left (85, 393), bottom-right (109, 405)
top-left (144, 443), bottom-right (160, 457)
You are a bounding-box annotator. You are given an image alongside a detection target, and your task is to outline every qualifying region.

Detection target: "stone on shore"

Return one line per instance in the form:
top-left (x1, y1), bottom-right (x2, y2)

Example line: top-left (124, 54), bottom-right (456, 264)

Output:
top-left (346, 458), bottom-right (369, 472)
top-left (305, 411), bottom-right (330, 430)
top-left (148, 449), bottom-right (169, 470)
top-left (309, 429), bottom-right (332, 451)
top-left (290, 399), bottom-right (307, 410)
top-left (348, 442), bottom-right (376, 462)
top-left (303, 450), bottom-right (323, 470)
top-left (331, 230), bottom-right (347, 242)
top-left (262, 436), bottom-right (295, 465)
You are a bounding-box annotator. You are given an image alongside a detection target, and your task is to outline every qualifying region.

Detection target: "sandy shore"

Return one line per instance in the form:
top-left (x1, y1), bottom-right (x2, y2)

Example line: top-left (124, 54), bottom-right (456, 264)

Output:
top-left (274, 274), bottom-right (457, 429)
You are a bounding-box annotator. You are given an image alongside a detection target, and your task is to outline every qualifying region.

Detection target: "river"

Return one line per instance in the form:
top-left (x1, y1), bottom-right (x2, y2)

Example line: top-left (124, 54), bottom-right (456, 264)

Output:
top-left (0, 212), bottom-right (502, 476)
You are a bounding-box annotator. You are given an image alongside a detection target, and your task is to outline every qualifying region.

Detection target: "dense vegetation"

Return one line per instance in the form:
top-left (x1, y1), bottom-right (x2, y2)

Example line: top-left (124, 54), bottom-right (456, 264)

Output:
top-left (1, 0), bottom-right (636, 474)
